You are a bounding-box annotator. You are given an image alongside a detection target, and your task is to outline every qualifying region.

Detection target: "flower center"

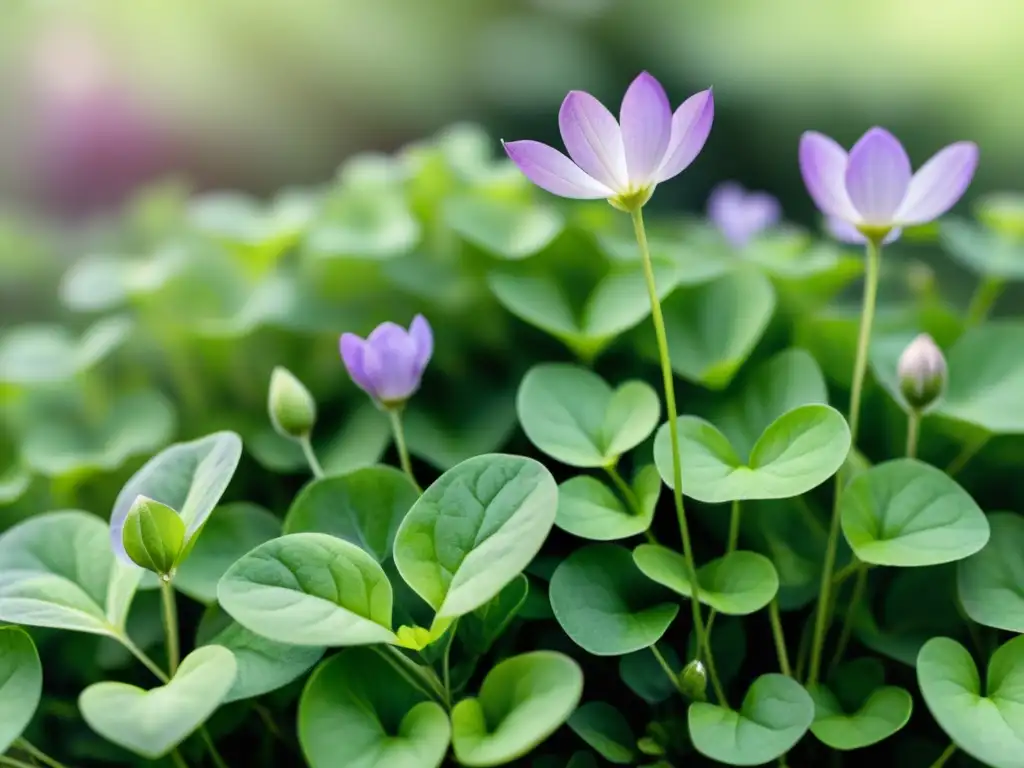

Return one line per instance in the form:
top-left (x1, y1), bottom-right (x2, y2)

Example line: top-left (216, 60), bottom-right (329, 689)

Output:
top-left (608, 185), bottom-right (654, 213)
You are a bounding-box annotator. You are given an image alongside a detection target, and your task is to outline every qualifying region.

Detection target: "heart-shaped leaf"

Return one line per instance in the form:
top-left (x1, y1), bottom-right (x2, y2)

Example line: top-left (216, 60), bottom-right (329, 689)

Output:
top-left (688, 674), bottom-right (814, 765)
top-left (810, 659), bottom-right (912, 750)
top-left (451, 651), bottom-right (583, 767)
top-left (0, 316), bottom-right (131, 385)
top-left (550, 543), bottom-right (678, 656)
top-left (458, 574), bottom-right (528, 656)
top-left (517, 364), bottom-right (660, 468)
top-left (0, 627), bottom-right (42, 752)
top-left (567, 701), bottom-right (636, 764)
top-left (445, 197), bottom-right (564, 260)
top-left (633, 546), bottom-right (779, 615)
top-left (918, 635), bottom-right (1024, 768)
top-left (283, 466), bottom-right (418, 562)
top-left (840, 459), bottom-right (989, 567)
top-left (940, 218), bottom-right (1024, 278)
top-left (298, 647), bottom-right (450, 768)
top-left (79, 645), bottom-right (237, 759)
top-left (0, 510), bottom-right (140, 636)
top-left (957, 512), bottom-right (1024, 632)
top-left (394, 454), bottom-right (557, 622)
top-left (110, 431), bottom-right (243, 566)
top-left (556, 466), bottom-right (660, 541)
top-left (218, 533), bottom-right (397, 646)
top-left (654, 405), bottom-right (851, 503)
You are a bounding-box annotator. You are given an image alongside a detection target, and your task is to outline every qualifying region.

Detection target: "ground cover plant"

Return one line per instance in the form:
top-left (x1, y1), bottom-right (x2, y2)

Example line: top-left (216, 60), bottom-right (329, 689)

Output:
top-left (1, 71), bottom-right (1023, 767)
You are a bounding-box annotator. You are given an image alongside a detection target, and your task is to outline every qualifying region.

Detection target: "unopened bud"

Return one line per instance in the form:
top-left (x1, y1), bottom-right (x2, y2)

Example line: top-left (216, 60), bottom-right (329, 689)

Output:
top-left (897, 334), bottom-right (947, 412)
top-left (679, 659), bottom-right (708, 702)
top-left (268, 367), bottom-right (316, 439)
top-left (122, 496), bottom-right (185, 577)
top-left (637, 736), bottom-right (665, 757)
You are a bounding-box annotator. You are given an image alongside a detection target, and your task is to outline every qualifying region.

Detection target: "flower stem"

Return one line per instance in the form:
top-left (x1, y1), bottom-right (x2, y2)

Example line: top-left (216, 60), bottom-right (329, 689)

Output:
top-left (605, 465), bottom-right (641, 516)
top-left (117, 633), bottom-right (170, 683)
top-left (379, 646), bottom-right (447, 707)
top-left (13, 740), bottom-right (69, 768)
top-left (946, 432), bottom-right (989, 476)
top-left (807, 237), bottom-right (882, 686)
top-left (768, 600), bottom-right (792, 677)
top-left (387, 409), bottom-right (421, 493)
top-left (299, 435), bottom-right (325, 479)
top-left (160, 578), bottom-right (180, 677)
top-left (827, 561), bottom-right (868, 677)
top-left (906, 410), bottom-right (921, 460)
top-left (199, 728), bottom-right (230, 768)
top-left (630, 207), bottom-right (725, 707)
top-left (170, 749), bottom-right (189, 768)
top-left (441, 620), bottom-right (458, 708)
top-left (928, 743), bottom-right (957, 768)
top-left (649, 645), bottom-right (683, 693)
top-left (727, 500), bottom-right (741, 554)
top-left (964, 276), bottom-right (1004, 329)
top-left (0, 757), bottom-right (39, 768)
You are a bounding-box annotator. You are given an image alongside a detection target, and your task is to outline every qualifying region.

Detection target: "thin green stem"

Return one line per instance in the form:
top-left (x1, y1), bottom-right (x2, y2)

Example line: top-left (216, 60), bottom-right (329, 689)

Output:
top-left (831, 560), bottom-right (860, 589)
top-left (795, 618), bottom-right (812, 683)
top-left (827, 562), bottom-right (868, 677)
top-left (170, 749), bottom-right (189, 768)
top-left (388, 409), bottom-right (422, 493)
top-left (807, 237), bottom-right (881, 686)
top-left (117, 633), bottom-right (170, 683)
top-left (0, 757), bottom-right (39, 768)
top-left (631, 207), bottom-right (726, 707)
top-left (442, 620), bottom-right (459, 708)
top-left (380, 646), bottom-right (447, 706)
top-left (928, 743), bottom-right (957, 768)
top-left (906, 411), bottom-right (921, 460)
top-left (12, 741), bottom-right (68, 768)
top-left (964, 276), bottom-right (1004, 329)
top-left (200, 727), bottom-right (229, 768)
top-left (727, 500), bottom-right (741, 554)
top-left (769, 600), bottom-right (792, 677)
top-left (947, 432), bottom-right (990, 477)
top-left (299, 435), bottom-right (325, 478)
top-left (605, 465), bottom-right (642, 516)
top-left (160, 578), bottom-right (180, 676)
top-left (649, 646), bottom-right (683, 693)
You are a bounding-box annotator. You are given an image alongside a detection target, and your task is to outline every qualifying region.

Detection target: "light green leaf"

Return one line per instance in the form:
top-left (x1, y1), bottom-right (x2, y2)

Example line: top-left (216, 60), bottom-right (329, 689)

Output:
top-left (619, 642), bottom-right (681, 704)
top-left (403, 394), bottom-right (518, 472)
top-left (445, 197), bottom-right (563, 259)
top-left (957, 512), bottom-right (1024, 632)
top-left (517, 364), bottom-right (660, 467)
top-left (550, 544), bottom-right (678, 656)
top-left (79, 645), bottom-right (237, 759)
top-left (556, 466), bottom-right (660, 541)
top-left (810, 657), bottom-right (912, 750)
top-left (567, 701), bottom-right (635, 764)
top-left (451, 651), bottom-right (583, 767)
top-left (218, 533), bottom-right (396, 646)
top-left (0, 316), bottom-right (131, 385)
top-left (305, 190), bottom-right (419, 260)
top-left (840, 459), bottom-right (989, 567)
top-left (394, 454), bottom-right (557, 622)
top-left (939, 323), bottom-right (1024, 434)
top-left (0, 627), bottom-right (42, 752)
top-left (940, 218), bottom-right (1024, 278)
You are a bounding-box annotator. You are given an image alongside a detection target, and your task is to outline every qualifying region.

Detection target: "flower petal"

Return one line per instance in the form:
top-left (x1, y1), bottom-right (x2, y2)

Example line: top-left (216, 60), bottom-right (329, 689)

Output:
top-left (824, 215), bottom-right (901, 245)
top-left (408, 314), bottom-right (434, 375)
top-left (558, 90), bottom-right (628, 191)
top-left (340, 333), bottom-right (376, 396)
top-left (799, 131), bottom-right (858, 221)
top-left (707, 182), bottom-right (781, 247)
top-left (502, 140), bottom-right (612, 199)
top-left (655, 88), bottom-right (713, 183)
top-left (844, 127), bottom-right (911, 224)
top-left (895, 141), bottom-right (979, 225)
top-left (619, 72), bottom-right (672, 186)
top-left (365, 322), bottom-right (422, 402)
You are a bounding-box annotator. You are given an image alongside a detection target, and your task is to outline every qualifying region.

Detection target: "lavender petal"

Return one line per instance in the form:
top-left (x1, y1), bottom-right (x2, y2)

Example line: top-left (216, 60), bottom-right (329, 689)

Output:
top-left (655, 88), bottom-right (714, 183)
top-left (844, 127), bottom-right (912, 224)
top-left (558, 90), bottom-right (628, 191)
top-left (895, 142), bottom-right (979, 225)
top-left (502, 140), bottom-right (612, 199)
top-left (340, 334), bottom-right (376, 396)
top-left (409, 314), bottom-right (434, 375)
top-left (799, 131), bottom-right (859, 221)
top-left (619, 72), bottom-right (672, 186)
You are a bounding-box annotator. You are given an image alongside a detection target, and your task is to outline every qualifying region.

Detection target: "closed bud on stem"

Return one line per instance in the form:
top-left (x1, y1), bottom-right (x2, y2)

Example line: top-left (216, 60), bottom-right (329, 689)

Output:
top-left (897, 333), bottom-right (947, 412)
top-left (122, 495), bottom-right (185, 577)
top-left (679, 659), bottom-right (708, 702)
top-left (268, 366), bottom-right (317, 439)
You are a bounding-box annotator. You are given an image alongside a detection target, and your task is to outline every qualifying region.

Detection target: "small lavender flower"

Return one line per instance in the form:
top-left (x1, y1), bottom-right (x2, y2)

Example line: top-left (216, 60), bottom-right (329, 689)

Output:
top-left (897, 333), bottom-right (947, 411)
top-left (824, 215), bottom-right (900, 246)
top-left (340, 316), bottom-right (433, 408)
top-left (800, 127), bottom-right (978, 242)
top-left (502, 72), bottom-right (713, 211)
top-left (707, 182), bottom-right (781, 247)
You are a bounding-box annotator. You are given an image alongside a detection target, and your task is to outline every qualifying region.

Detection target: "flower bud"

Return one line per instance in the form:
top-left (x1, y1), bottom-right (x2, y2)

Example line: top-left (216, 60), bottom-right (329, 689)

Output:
top-left (122, 495), bottom-right (185, 577)
top-left (897, 333), bottom-right (947, 412)
top-left (268, 366), bottom-right (317, 439)
top-left (679, 659), bottom-right (708, 702)
top-left (637, 736), bottom-right (665, 757)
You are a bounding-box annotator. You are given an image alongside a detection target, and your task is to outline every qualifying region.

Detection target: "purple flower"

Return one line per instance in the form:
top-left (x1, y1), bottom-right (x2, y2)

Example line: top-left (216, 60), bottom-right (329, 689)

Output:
top-left (502, 72), bottom-right (713, 210)
top-left (824, 215), bottom-right (901, 246)
top-left (340, 316), bottom-right (433, 407)
top-left (707, 182), bottom-right (781, 247)
top-left (799, 127), bottom-right (978, 240)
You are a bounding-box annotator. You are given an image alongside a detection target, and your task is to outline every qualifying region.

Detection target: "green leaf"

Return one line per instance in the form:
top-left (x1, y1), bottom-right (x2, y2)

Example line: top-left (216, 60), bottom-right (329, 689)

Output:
top-left (556, 466), bottom-right (660, 541)
top-left (451, 651), bottom-right (583, 767)
top-left (810, 658), bottom-right (912, 750)
top-left (404, 394), bottom-right (518, 472)
top-left (0, 510), bottom-right (140, 636)
top-left (550, 544), bottom-right (678, 656)
top-left (939, 218), bottom-right (1024, 278)
top-left (79, 645), bottom-right (237, 759)
top-left (298, 647), bottom-right (450, 768)
top-left (957, 512), bottom-right (1024, 632)
top-left (283, 466), bottom-right (419, 563)
top-left (122, 496), bottom-right (186, 576)
top-left (394, 454), bottom-right (557, 622)
top-left (218, 533), bottom-right (396, 646)
top-left (305, 190), bottom-right (420, 260)
top-left (445, 196), bottom-right (564, 259)
top-left (567, 701), bottom-right (636, 764)
top-left (654, 405), bottom-right (851, 503)
top-left (517, 364), bottom-right (660, 467)
top-left (688, 674), bottom-right (814, 766)
top-left (633, 546), bottom-right (779, 615)
top-left (939, 323), bottom-right (1024, 434)
top-left (0, 316), bottom-right (131, 385)
top-left (458, 574), bottom-right (529, 656)
top-left (619, 642), bottom-right (681, 704)
top-left (917, 635), bottom-right (1024, 768)
top-left (653, 269), bottom-right (775, 389)
top-left (174, 503), bottom-right (281, 605)
top-left (110, 431), bottom-right (243, 565)
top-left (320, 402), bottom-right (394, 475)
top-left (840, 459), bottom-right (989, 567)
top-left (0, 627), bottom-right (42, 752)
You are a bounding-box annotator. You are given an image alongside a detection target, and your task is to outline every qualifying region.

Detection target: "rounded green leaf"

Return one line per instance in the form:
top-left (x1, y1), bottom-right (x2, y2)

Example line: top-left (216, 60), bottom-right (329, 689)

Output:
top-left (810, 684), bottom-right (912, 750)
top-left (840, 459), bottom-right (989, 567)
top-left (298, 647), bottom-right (450, 768)
top-left (517, 364), bottom-right (660, 467)
top-left (654, 405), bottom-right (850, 503)
top-left (940, 323), bottom-right (1024, 434)
top-left (445, 197), bottom-right (563, 260)
top-left (0, 627), bottom-right (42, 752)
top-left (550, 544), bottom-right (678, 656)
top-left (688, 674), bottom-right (814, 766)
top-left (451, 651), bottom-right (583, 767)
top-left (122, 496), bottom-right (186, 576)
top-left (394, 453), bottom-right (557, 621)
top-left (79, 645), bottom-right (237, 759)
top-left (218, 533), bottom-right (396, 646)
top-left (174, 502), bottom-right (281, 605)
top-left (556, 466), bottom-right (660, 541)
top-left (284, 466), bottom-right (419, 562)
top-left (567, 701), bottom-right (635, 764)
top-left (940, 218), bottom-right (1024, 278)
top-left (957, 512), bottom-right (1024, 631)
top-left (918, 635), bottom-right (1024, 768)
top-left (305, 190), bottom-right (420, 260)
top-left (0, 316), bottom-right (131, 385)
top-left (633, 546), bottom-right (779, 615)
